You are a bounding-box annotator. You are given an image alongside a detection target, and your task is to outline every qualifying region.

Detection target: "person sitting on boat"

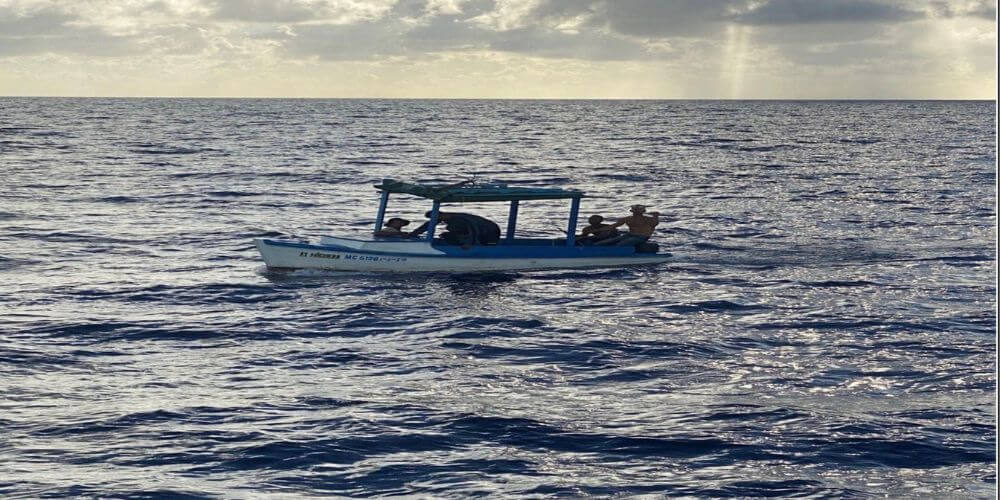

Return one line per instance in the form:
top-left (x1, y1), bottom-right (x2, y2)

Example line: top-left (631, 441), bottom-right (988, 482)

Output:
top-left (595, 204), bottom-right (660, 246)
top-left (464, 213), bottom-right (502, 245)
top-left (374, 217), bottom-right (411, 237)
top-left (577, 215), bottom-right (620, 245)
top-left (408, 211), bottom-right (501, 247)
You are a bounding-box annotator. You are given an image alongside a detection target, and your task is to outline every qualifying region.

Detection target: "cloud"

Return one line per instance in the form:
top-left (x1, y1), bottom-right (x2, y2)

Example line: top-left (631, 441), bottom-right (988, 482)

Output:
top-left (0, 5), bottom-right (144, 56)
top-left (965, 0), bottom-right (999, 19)
top-left (732, 0), bottom-right (924, 25)
top-left (0, 5), bottom-right (75, 37)
top-left (276, 21), bottom-right (406, 60)
top-left (209, 0), bottom-right (397, 24)
top-left (487, 27), bottom-right (654, 60)
top-left (467, 0), bottom-right (545, 31)
top-left (0, 0), bottom-right (994, 98)
top-left (211, 0), bottom-right (321, 22)
top-left (928, 0), bottom-right (998, 19)
top-left (401, 10), bottom-right (493, 53)
top-left (465, 0), bottom-right (739, 38)
top-left (267, 0), bottom-right (677, 62)
top-left (591, 0), bottom-right (736, 37)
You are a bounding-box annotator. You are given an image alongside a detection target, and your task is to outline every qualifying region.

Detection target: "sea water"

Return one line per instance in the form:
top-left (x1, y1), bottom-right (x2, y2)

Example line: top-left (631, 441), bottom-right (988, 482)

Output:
top-left (0, 98), bottom-right (996, 497)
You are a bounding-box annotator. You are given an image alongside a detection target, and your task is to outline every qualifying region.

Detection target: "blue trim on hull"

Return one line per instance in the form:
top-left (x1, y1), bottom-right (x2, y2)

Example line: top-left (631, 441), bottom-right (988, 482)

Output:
top-left (260, 239), bottom-right (661, 260)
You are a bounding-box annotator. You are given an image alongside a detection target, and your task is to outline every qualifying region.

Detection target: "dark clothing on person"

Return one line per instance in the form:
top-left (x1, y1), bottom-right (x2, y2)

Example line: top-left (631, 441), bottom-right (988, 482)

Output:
top-left (409, 217), bottom-right (470, 240)
top-left (410, 212), bottom-right (501, 246)
top-left (459, 213), bottom-right (501, 245)
top-left (438, 215), bottom-right (477, 246)
top-left (440, 230), bottom-right (472, 246)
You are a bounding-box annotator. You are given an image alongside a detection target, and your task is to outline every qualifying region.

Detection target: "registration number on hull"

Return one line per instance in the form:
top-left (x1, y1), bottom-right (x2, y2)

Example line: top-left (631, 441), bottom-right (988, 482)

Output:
top-left (299, 251), bottom-right (407, 263)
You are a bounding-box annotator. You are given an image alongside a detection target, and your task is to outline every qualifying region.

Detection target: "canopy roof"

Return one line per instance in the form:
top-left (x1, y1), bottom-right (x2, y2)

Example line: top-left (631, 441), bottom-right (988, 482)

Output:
top-left (374, 178), bottom-right (584, 202)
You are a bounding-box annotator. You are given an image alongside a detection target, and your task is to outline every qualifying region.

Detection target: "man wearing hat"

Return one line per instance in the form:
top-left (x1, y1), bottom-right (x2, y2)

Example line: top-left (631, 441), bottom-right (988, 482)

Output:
top-left (374, 217), bottom-right (411, 237)
top-left (595, 204), bottom-right (661, 246)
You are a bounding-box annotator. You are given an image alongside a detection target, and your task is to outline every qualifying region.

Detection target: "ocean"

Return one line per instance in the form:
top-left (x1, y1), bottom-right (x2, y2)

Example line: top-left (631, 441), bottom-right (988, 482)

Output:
top-left (1, 98), bottom-right (996, 498)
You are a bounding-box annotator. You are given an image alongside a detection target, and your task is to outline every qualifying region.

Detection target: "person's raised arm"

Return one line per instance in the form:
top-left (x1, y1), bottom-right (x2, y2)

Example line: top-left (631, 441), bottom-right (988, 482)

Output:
top-left (608, 217), bottom-right (629, 229)
top-left (408, 221), bottom-right (430, 237)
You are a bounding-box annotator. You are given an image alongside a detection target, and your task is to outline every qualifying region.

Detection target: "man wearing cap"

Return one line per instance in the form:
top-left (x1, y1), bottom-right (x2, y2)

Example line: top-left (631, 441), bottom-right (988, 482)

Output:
top-left (374, 217), bottom-right (411, 237)
top-left (596, 204), bottom-right (661, 246)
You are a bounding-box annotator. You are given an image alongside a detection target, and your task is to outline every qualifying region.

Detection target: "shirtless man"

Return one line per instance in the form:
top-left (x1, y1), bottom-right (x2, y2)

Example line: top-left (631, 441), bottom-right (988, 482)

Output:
top-left (577, 215), bottom-right (619, 244)
top-left (596, 204), bottom-right (661, 246)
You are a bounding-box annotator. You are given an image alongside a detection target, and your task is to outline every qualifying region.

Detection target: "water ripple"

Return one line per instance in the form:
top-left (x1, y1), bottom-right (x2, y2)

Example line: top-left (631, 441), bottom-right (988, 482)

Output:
top-left (0, 98), bottom-right (994, 498)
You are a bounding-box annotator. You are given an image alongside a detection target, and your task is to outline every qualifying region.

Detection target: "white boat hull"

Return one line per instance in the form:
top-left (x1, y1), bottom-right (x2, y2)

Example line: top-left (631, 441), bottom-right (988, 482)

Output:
top-left (255, 238), bottom-right (670, 272)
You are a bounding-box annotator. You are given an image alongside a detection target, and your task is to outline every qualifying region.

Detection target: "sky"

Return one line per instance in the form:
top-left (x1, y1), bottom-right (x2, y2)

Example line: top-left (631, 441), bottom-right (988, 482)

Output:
top-left (0, 0), bottom-right (996, 98)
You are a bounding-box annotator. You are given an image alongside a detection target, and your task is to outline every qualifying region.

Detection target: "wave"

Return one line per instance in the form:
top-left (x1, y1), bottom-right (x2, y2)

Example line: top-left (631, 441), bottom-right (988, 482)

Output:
top-left (0, 98), bottom-right (994, 499)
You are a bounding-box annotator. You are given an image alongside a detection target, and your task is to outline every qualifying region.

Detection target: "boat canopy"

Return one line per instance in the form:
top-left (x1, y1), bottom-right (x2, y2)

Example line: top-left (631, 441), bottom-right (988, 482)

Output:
top-left (373, 178), bottom-right (586, 246)
top-left (374, 178), bottom-right (584, 203)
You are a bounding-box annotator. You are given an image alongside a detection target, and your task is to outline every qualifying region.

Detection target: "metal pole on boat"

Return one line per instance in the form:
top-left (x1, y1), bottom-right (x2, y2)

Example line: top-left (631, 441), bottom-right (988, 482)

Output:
top-left (374, 190), bottom-right (390, 232)
top-left (565, 197), bottom-right (580, 247)
top-left (426, 201), bottom-right (440, 242)
top-left (506, 200), bottom-right (519, 242)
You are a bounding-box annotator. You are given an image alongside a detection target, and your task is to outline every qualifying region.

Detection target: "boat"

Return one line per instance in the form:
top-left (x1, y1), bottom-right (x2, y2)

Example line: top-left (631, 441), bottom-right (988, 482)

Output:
top-left (255, 179), bottom-right (671, 272)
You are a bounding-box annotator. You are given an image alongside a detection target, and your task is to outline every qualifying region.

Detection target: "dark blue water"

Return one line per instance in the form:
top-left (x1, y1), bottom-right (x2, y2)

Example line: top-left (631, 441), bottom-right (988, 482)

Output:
top-left (1, 98), bottom-right (996, 498)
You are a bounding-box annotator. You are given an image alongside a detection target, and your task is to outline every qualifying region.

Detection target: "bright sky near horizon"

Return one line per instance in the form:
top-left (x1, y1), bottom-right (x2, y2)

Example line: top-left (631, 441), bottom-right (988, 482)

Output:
top-left (0, 0), bottom-right (996, 99)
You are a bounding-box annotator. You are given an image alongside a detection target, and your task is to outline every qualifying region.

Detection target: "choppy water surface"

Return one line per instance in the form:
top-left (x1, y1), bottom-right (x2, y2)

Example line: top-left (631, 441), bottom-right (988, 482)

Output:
top-left (1, 98), bottom-right (996, 498)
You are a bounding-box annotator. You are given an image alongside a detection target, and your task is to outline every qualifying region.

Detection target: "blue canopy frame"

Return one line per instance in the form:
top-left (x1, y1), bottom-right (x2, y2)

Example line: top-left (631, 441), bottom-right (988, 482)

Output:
top-left (372, 179), bottom-right (584, 246)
